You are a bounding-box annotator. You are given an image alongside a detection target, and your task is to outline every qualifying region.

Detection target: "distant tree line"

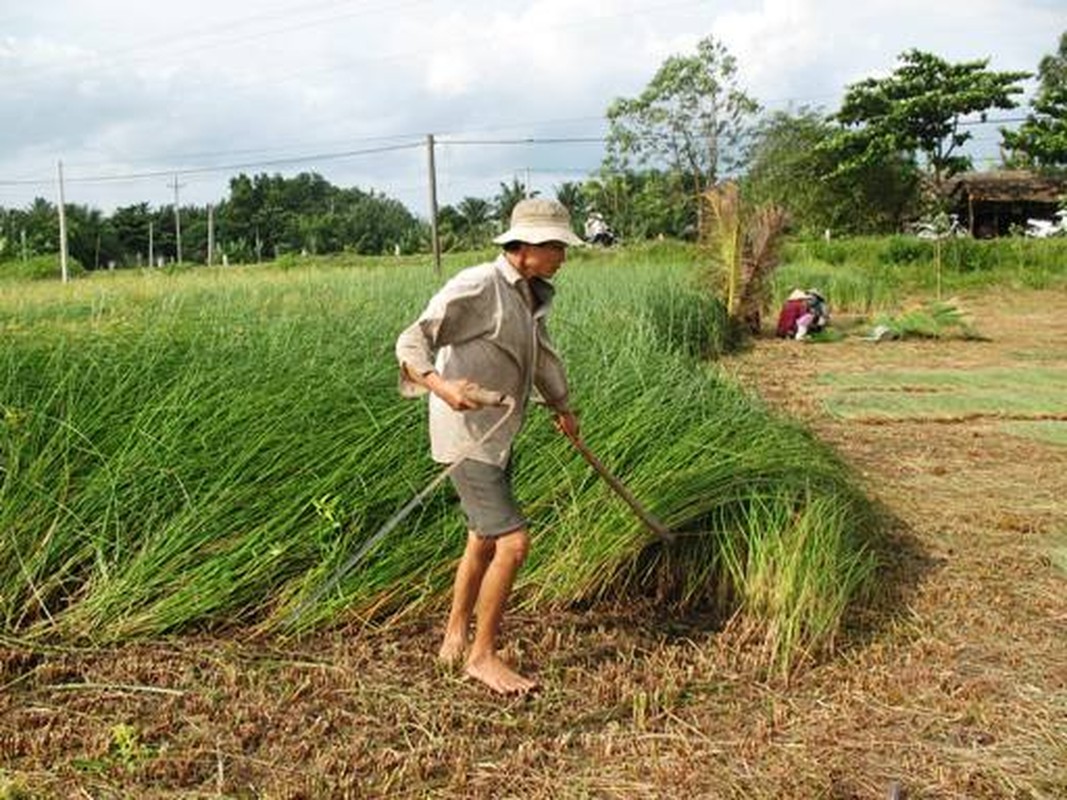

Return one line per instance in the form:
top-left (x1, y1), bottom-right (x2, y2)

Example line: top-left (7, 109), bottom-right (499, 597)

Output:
top-left (0, 172), bottom-right (424, 270)
top-left (3, 32), bottom-right (1065, 272)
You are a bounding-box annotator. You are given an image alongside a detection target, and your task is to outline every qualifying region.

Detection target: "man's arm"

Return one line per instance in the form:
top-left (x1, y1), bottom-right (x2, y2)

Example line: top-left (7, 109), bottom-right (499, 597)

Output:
top-left (532, 324), bottom-right (579, 439)
top-left (395, 269), bottom-right (494, 406)
top-left (400, 365), bottom-right (488, 412)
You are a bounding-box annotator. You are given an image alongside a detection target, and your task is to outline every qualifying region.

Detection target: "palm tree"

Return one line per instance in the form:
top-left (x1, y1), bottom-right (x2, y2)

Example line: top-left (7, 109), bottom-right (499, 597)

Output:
top-left (554, 181), bottom-right (586, 222)
top-left (456, 196), bottom-right (493, 247)
top-left (493, 178), bottom-right (536, 229)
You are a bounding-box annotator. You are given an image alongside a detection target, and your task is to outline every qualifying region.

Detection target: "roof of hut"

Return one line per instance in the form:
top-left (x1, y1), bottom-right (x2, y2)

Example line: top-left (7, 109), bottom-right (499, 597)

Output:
top-left (945, 170), bottom-right (1067, 203)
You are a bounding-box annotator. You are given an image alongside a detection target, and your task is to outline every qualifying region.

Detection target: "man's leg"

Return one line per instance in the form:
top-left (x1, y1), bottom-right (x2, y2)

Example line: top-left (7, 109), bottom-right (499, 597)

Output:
top-left (465, 527), bottom-right (536, 694)
top-left (439, 530), bottom-right (495, 663)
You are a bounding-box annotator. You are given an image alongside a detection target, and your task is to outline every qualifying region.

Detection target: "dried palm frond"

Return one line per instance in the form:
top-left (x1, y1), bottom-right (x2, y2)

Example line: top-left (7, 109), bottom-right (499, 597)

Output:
top-left (701, 182), bottom-right (743, 316)
top-left (702, 182), bottom-right (788, 333)
top-left (737, 205), bottom-right (789, 333)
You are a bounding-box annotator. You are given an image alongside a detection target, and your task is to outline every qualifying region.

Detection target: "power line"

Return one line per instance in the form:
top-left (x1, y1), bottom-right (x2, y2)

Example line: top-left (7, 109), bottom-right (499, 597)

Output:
top-left (62, 131), bottom-right (429, 173)
top-left (0, 0), bottom-right (432, 88)
top-left (1, 0), bottom-right (707, 94)
top-left (0, 135), bottom-right (615, 189)
top-left (0, 113), bottom-right (1034, 190)
top-left (958, 115), bottom-right (1029, 127)
top-left (442, 136), bottom-right (608, 146)
top-left (0, 141), bottom-right (424, 188)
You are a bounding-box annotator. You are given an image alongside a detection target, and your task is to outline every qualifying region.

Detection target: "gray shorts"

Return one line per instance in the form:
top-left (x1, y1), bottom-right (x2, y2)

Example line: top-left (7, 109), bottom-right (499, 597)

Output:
top-left (448, 458), bottom-right (526, 538)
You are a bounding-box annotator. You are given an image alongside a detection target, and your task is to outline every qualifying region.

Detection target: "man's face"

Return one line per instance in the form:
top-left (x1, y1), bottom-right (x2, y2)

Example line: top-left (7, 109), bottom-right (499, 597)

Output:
top-left (517, 241), bottom-right (567, 279)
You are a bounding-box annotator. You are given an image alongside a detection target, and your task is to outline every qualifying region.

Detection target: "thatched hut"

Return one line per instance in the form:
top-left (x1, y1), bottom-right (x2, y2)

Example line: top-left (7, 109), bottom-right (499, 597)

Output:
top-left (945, 170), bottom-right (1067, 238)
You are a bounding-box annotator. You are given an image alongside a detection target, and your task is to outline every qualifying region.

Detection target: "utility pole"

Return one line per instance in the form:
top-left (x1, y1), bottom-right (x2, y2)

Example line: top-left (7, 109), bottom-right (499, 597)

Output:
top-left (207, 203), bottom-right (215, 266)
top-left (56, 160), bottom-right (69, 283)
top-left (426, 133), bottom-right (441, 279)
top-left (168, 174), bottom-right (185, 264)
top-left (148, 220), bottom-right (154, 267)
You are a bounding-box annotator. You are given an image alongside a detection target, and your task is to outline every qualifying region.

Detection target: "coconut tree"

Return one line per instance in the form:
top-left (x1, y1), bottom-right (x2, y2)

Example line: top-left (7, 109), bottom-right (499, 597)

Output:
top-left (456, 196), bottom-right (493, 248)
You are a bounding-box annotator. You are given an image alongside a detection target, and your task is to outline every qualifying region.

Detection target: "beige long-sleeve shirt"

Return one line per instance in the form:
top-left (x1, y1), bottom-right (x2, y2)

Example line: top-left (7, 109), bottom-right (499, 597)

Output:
top-left (395, 255), bottom-right (570, 466)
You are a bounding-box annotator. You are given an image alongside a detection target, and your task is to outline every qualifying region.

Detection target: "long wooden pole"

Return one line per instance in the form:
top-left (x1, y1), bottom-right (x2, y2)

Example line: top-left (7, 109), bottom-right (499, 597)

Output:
top-left (207, 203), bottom-right (215, 266)
top-left (426, 133), bottom-right (441, 279)
top-left (562, 429), bottom-right (673, 541)
top-left (56, 160), bottom-right (69, 283)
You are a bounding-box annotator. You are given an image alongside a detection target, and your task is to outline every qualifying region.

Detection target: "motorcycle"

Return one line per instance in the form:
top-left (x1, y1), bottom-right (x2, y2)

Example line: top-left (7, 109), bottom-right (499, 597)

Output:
top-left (1025, 210), bottom-right (1067, 238)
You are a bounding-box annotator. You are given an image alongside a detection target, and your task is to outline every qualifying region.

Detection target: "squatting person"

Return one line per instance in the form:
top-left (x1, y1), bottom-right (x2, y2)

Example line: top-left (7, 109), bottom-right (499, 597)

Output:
top-left (394, 198), bottom-right (581, 695)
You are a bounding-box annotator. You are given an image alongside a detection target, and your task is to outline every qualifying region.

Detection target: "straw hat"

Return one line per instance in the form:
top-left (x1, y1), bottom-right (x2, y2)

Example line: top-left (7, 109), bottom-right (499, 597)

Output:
top-left (493, 198), bottom-right (583, 246)
top-left (787, 288), bottom-right (809, 301)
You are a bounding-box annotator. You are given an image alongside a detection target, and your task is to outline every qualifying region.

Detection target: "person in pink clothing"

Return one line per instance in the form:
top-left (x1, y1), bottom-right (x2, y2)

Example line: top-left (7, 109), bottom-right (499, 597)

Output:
top-left (776, 289), bottom-right (811, 338)
top-left (776, 288), bottom-right (829, 339)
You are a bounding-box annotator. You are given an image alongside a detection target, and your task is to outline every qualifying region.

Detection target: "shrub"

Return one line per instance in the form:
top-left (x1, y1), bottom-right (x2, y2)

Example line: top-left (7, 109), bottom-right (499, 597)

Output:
top-left (0, 255), bottom-right (86, 282)
top-left (644, 281), bottom-right (733, 359)
top-left (880, 235), bottom-right (930, 265)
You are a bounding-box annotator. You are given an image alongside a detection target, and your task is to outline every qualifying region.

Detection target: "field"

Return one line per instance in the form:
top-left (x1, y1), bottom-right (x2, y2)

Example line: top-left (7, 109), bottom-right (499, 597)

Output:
top-left (1, 245), bottom-right (1066, 798)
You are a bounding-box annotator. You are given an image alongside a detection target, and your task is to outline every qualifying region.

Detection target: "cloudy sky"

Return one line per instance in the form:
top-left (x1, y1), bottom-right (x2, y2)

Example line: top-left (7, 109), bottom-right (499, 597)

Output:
top-left (1, 0), bottom-right (1062, 216)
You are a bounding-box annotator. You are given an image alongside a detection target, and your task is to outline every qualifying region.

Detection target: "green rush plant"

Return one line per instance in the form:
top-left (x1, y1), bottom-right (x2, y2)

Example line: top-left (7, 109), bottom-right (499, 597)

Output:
top-left (1, 252), bottom-right (881, 674)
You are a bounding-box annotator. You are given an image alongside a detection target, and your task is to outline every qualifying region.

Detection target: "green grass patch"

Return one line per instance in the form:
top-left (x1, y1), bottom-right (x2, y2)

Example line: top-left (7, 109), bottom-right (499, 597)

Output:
top-left (999, 420), bottom-right (1067, 446)
top-left (1008, 348), bottom-right (1067, 363)
top-left (1048, 533), bottom-right (1067, 577)
top-left (776, 235), bottom-right (1067, 314)
top-left (820, 367), bottom-right (1067, 420)
top-left (868, 300), bottom-right (983, 340)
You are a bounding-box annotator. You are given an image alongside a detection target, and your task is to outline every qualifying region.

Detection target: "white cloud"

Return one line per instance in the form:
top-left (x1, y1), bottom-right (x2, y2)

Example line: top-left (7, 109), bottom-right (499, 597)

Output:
top-left (425, 51), bottom-right (476, 96)
top-left (0, 0), bottom-right (1060, 212)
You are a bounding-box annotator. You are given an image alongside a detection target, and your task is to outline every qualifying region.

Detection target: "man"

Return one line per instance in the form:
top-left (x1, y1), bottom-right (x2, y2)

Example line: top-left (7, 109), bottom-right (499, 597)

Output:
top-left (395, 198), bottom-right (581, 695)
top-left (584, 211), bottom-right (612, 245)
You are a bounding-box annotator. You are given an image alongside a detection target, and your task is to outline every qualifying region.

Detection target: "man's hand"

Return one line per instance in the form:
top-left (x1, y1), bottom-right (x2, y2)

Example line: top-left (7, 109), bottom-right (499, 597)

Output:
top-left (554, 409), bottom-right (579, 440)
top-left (423, 374), bottom-right (492, 411)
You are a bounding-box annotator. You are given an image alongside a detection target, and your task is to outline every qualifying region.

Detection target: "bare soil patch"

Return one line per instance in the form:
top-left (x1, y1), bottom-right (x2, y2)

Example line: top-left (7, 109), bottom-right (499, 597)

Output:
top-left (2, 291), bottom-right (1065, 799)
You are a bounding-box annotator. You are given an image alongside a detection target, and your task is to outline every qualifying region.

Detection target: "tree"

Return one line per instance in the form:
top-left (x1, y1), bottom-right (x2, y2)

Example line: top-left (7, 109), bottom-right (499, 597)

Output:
top-left (336, 188), bottom-right (418, 254)
top-left (1002, 32), bottom-right (1067, 168)
top-left (604, 35), bottom-right (760, 226)
top-left (19, 198), bottom-right (59, 257)
top-left (553, 182), bottom-right (586, 223)
top-left (64, 204), bottom-right (119, 270)
top-left (111, 203), bottom-right (153, 266)
top-left (435, 205), bottom-right (466, 252)
top-left (577, 169), bottom-right (696, 240)
top-left (743, 108), bottom-right (920, 234)
top-left (456, 196), bottom-right (494, 248)
top-left (219, 172), bottom-right (420, 260)
top-left (827, 49), bottom-right (1029, 196)
top-left (493, 179), bottom-right (533, 229)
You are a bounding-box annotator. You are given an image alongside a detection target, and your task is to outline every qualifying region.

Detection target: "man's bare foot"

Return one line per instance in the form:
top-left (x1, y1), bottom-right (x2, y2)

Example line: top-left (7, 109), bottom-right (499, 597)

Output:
top-left (465, 653), bottom-right (538, 695)
top-left (437, 632), bottom-right (466, 667)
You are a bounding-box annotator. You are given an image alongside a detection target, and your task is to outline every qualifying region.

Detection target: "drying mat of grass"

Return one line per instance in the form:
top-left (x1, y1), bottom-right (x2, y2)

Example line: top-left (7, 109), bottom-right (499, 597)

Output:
top-left (819, 366), bottom-right (1067, 421)
top-left (1000, 419), bottom-right (1067, 446)
top-left (1050, 533), bottom-right (1067, 577)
